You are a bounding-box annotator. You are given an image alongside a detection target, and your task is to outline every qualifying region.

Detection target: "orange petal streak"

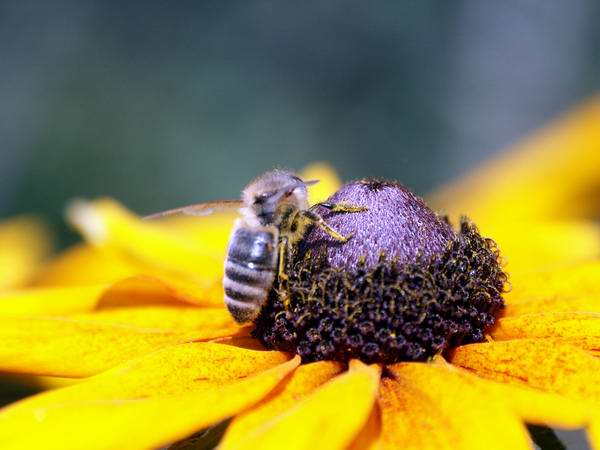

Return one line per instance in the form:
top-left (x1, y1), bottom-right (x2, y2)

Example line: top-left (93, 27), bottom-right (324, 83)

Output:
top-left (491, 312), bottom-right (600, 353)
top-left (378, 370), bottom-right (530, 450)
top-left (382, 360), bottom-right (591, 450)
top-left (492, 311), bottom-right (600, 339)
top-left (449, 340), bottom-right (600, 403)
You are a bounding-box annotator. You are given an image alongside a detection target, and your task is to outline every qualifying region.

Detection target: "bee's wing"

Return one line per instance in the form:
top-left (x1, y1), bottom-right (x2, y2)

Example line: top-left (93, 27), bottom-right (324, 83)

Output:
top-left (144, 199), bottom-right (244, 220)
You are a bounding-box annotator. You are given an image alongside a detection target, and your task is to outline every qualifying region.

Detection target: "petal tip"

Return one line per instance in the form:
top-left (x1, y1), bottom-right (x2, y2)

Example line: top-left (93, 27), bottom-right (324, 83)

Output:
top-left (66, 199), bottom-right (107, 244)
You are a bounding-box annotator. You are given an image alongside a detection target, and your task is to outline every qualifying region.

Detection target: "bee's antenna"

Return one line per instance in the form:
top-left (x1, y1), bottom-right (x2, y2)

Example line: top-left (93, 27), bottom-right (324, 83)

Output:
top-left (303, 179), bottom-right (320, 186)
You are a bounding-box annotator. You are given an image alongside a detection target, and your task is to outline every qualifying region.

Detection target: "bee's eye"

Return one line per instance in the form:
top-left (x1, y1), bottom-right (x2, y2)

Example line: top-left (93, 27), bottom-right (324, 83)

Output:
top-left (255, 192), bottom-right (273, 204)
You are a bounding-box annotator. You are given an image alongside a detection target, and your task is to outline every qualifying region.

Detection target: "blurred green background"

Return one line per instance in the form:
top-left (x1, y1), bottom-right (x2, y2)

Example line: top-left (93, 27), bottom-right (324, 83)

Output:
top-left (1, 0), bottom-right (599, 246)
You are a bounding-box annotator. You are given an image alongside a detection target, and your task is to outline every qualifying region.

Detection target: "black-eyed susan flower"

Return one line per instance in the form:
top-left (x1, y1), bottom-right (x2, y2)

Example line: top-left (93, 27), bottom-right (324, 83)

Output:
top-left (0, 98), bottom-right (600, 450)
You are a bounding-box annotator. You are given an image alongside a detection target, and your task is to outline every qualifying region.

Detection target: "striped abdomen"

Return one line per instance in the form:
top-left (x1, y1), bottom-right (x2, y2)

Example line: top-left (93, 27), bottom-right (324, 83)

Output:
top-left (224, 221), bottom-right (278, 323)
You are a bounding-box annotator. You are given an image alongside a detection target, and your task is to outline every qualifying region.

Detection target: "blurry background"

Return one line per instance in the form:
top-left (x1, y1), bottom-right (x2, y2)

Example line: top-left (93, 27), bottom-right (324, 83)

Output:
top-left (1, 0), bottom-right (600, 245)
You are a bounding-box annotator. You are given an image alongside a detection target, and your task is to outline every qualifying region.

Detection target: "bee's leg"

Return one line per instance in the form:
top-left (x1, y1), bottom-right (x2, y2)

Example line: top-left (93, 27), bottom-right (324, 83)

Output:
top-left (300, 210), bottom-right (352, 242)
top-left (313, 202), bottom-right (368, 214)
top-left (277, 236), bottom-right (290, 282)
top-left (277, 237), bottom-right (291, 309)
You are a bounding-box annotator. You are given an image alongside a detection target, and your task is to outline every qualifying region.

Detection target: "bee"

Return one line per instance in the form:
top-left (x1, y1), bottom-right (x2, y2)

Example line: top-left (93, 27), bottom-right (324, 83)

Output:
top-left (146, 170), bottom-right (366, 323)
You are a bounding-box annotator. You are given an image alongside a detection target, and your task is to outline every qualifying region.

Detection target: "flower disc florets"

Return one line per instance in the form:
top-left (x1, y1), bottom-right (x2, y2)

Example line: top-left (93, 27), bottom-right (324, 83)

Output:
top-left (252, 179), bottom-right (507, 364)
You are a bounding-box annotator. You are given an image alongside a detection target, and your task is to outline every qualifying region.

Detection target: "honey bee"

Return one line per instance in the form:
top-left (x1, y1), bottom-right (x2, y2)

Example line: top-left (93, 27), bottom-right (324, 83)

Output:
top-left (146, 170), bottom-right (366, 323)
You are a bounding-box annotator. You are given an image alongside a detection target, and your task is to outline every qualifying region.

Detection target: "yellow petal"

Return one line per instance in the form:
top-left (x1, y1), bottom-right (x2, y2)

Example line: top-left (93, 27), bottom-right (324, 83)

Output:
top-left (433, 356), bottom-right (591, 428)
top-left (0, 275), bottom-right (228, 316)
top-left (545, 337), bottom-right (600, 356)
top-left (0, 285), bottom-right (104, 316)
top-left (449, 340), bottom-right (600, 402)
top-left (347, 404), bottom-right (382, 450)
top-left (32, 243), bottom-right (226, 307)
top-left (507, 260), bottom-right (600, 304)
top-left (0, 216), bottom-right (52, 289)
top-left (0, 316), bottom-right (237, 377)
top-left (492, 311), bottom-right (600, 343)
top-left (382, 360), bottom-right (590, 450)
top-left (225, 360), bottom-right (380, 450)
top-left (300, 162), bottom-right (343, 205)
top-left (32, 244), bottom-right (137, 286)
top-left (152, 211), bottom-right (237, 257)
top-left (379, 367), bottom-right (530, 450)
top-left (67, 198), bottom-right (225, 286)
top-left (429, 96), bottom-right (600, 224)
top-left (70, 306), bottom-right (239, 332)
top-left (590, 418), bottom-right (600, 450)
top-left (26, 375), bottom-right (80, 390)
top-left (490, 311), bottom-right (600, 354)
top-left (213, 335), bottom-right (272, 351)
top-left (99, 275), bottom-right (224, 308)
top-left (487, 221), bottom-right (600, 272)
top-left (504, 296), bottom-right (600, 316)
top-left (2, 343), bottom-right (290, 415)
top-left (220, 361), bottom-right (343, 449)
top-left (0, 356), bottom-right (300, 450)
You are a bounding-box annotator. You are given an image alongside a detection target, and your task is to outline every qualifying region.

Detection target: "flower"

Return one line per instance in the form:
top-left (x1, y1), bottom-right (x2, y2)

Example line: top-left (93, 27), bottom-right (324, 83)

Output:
top-left (254, 181), bottom-right (505, 364)
top-left (0, 98), bottom-right (600, 449)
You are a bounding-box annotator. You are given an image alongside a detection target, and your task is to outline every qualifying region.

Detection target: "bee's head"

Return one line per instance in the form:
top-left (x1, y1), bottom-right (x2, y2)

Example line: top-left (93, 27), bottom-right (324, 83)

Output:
top-left (242, 170), bottom-right (316, 225)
